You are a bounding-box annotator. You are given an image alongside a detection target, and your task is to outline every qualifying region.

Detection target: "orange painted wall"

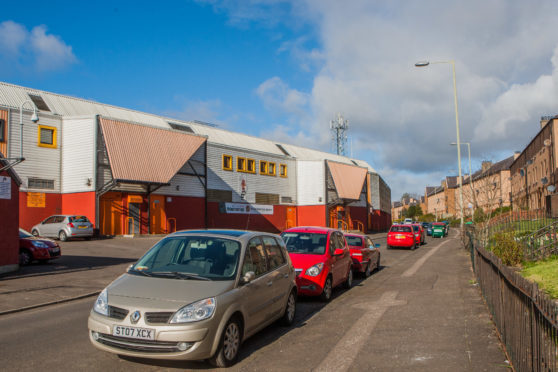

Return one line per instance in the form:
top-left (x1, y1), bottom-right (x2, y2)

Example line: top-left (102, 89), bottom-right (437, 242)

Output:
top-left (296, 205), bottom-right (326, 227)
top-left (19, 192), bottom-right (62, 232)
top-left (0, 172), bottom-right (19, 268)
top-left (62, 192), bottom-right (96, 226)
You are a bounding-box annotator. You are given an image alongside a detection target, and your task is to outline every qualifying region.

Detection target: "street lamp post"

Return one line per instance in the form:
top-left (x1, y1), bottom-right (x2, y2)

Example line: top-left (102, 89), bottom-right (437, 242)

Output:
top-left (416, 60), bottom-right (464, 229)
top-left (19, 100), bottom-right (39, 160)
top-left (452, 142), bottom-right (475, 214)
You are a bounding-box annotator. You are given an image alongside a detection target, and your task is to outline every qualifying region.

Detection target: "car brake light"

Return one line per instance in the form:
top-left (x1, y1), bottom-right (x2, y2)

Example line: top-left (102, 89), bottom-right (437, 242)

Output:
top-left (68, 223), bottom-right (74, 228)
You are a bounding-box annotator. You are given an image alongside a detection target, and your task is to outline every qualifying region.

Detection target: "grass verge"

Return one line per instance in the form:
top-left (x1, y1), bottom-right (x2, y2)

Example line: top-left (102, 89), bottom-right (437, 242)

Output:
top-left (521, 256), bottom-right (558, 299)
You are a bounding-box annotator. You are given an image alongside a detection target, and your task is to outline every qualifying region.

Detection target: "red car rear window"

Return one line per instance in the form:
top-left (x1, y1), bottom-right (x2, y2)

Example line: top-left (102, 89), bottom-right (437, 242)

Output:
top-left (390, 225), bottom-right (412, 233)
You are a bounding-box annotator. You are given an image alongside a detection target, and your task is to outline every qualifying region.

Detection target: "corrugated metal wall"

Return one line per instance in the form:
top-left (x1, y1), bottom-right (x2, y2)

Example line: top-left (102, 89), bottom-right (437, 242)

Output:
top-left (296, 160), bottom-right (325, 205)
top-left (61, 117), bottom-right (96, 193)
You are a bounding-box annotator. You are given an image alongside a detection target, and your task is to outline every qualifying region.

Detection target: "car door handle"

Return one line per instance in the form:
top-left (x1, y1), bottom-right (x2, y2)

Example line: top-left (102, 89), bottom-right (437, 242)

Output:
top-left (283, 274), bottom-right (289, 278)
top-left (267, 281), bottom-right (273, 286)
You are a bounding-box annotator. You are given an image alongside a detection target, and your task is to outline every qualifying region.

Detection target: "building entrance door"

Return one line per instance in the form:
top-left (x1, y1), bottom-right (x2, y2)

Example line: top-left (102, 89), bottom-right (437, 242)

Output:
top-left (128, 202), bottom-right (141, 235)
top-left (286, 207), bottom-right (296, 229)
top-left (150, 195), bottom-right (166, 234)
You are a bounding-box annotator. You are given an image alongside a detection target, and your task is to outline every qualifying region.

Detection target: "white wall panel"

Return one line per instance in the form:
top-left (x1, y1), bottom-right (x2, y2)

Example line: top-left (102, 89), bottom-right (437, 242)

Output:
top-left (9, 109), bottom-right (62, 192)
top-left (61, 117), bottom-right (96, 193)
top-left (297, 160), bottom-right (325, 205)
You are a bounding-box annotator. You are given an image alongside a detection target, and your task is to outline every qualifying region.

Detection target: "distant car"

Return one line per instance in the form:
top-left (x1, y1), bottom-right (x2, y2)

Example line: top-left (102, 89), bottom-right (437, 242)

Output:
top-left (88, 229), bottom-right (297, 367)
top-left (403, 218), bottom-right (413, 224)
top-left (432, 222), bottom-right (446, 238)
top-left (19, 228), bottom-right (61, 265)
top-left (387, 224), bottom-right (417, 250)
top-left (31, 215), bottom-right (94, 241)
top-left (281, 226), bottom-right (353, 301)
top-left (442, 221), bottom-right (450, 233)
top-left (422, 222), bottom-right (433, 236)
top-left (344, 233), bottom-right (381, 277)
top-left (411, 223), bottom-right (426, 245)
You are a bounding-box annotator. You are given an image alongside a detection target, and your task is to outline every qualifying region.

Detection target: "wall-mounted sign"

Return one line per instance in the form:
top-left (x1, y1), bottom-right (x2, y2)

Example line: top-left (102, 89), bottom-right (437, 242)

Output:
top-left (128, 195), bottom-right (143, 204)
top-left (27, 192), bottom-right (45, 208)
top-left (0, 176), bottom-right (11, 199)
top-left (223, 202), bottom-right (273, 215)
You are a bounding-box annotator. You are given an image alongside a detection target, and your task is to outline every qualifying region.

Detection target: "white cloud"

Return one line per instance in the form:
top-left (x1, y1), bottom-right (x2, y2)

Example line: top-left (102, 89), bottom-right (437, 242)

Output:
top-left (0, 21), bottom-right (76, 72)
top-left (206, 0), bottom-right (558, 199)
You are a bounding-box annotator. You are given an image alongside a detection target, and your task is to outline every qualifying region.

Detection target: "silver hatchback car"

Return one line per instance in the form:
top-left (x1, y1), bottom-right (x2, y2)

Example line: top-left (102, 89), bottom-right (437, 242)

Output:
top-left (88, 230), bottom-right (297, 367)
top-left (31, 215), bottom-right (94, 241)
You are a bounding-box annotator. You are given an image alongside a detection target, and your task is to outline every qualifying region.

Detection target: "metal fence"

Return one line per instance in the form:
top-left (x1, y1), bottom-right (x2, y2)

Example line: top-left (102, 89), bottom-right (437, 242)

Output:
top-left (465, 228), bottom-right (558, 371)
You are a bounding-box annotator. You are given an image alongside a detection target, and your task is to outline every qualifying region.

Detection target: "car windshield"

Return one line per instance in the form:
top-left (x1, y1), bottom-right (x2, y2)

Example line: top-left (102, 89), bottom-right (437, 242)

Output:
top-left (130, 236), bottom-right (241, 281)
top-left (390, 225), bottom-right (412, 232)
top-left (345, 236), bottom-right (363, 247)
top-left (19, 228), bottom-right (33, 238)
top-left (69, 216), bottom-right (89, 223)
top-left (281, 232), bottom-right (327, 255)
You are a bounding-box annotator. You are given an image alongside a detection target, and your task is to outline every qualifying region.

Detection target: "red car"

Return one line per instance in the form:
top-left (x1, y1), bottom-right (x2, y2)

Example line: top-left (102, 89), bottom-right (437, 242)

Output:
top-left (411, 223), bottom-right (426, 245)
top-left (19, 228), bottom-right (62, 265)
top-left (281, 227), bottom-right (353, 301)
top-left (344, 232), bottom-right (381, 277)
top-left (387, 224), bottom-right (417, 250)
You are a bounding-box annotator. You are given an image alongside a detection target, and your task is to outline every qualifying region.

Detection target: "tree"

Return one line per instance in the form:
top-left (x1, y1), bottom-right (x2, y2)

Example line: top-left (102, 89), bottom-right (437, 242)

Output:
top-left (405, 205), bottom-right (423, 219)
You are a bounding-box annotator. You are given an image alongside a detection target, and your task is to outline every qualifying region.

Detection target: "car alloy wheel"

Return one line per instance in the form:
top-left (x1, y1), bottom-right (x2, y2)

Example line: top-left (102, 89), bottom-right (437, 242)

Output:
top-left (281, 290), bottom-right (296, 326)
top-left (344, 268), bottom-right (353, 289)
top-left (223, 321), bottom-right (240, 361)
top-left (59, 231), bottom-right (67, 242)
top-left (364, 263), bottom-right (371, 278)
top-left (321, 277), bottom-right (333, 302)
top-left (19, 250), bottom-right (32, 265)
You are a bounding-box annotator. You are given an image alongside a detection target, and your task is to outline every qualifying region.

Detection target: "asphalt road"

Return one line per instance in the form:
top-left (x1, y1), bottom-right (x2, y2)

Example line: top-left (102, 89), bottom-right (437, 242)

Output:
top-left (0, 231), bottom-right (509, 371)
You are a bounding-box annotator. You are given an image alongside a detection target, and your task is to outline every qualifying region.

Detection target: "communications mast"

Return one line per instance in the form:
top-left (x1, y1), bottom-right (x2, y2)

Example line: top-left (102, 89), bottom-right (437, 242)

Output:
top-left (330, 113), bottom-right (349, 156)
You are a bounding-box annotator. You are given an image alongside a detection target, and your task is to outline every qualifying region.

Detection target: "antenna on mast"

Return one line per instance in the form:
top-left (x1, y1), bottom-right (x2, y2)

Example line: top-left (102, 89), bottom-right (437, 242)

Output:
top-left (330, 113), bottom-right (349, 156)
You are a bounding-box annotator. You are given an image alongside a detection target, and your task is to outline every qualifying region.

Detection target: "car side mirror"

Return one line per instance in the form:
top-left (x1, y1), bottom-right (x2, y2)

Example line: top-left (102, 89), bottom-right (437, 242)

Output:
top-left (374, 243), bottom-right (381, 248)
top-left (127, 264), bottom-right (134, 272)
top-left (240, 271), bottom-right (256, 285)
top-left (333, 248), bottom-right (345, 256)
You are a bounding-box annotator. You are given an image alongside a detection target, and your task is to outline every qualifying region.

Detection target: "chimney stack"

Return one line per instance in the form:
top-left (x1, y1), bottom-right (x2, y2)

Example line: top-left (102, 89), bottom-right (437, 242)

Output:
top-left (481, 161), bottom-right (492, 173)
top-left (513, 151), bottom-right (521, 160)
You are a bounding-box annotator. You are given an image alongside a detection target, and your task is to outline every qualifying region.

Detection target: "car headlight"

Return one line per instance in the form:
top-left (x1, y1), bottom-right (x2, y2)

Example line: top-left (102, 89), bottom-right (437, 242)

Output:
top-left (170, 298), bottom-right (216, 324)
top-left (305, 263), bottom-right (324, 277)
top-left (31, 240), bottom-right (49, 248)
top-left (93, 288), bottom-right (109, 316)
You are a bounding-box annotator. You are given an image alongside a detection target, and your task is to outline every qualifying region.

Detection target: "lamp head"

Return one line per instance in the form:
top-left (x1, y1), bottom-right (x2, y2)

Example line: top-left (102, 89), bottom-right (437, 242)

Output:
top-left (415, 61), bottom-right (430, 67)
top-left (31, 112), bottom-right (39, 123)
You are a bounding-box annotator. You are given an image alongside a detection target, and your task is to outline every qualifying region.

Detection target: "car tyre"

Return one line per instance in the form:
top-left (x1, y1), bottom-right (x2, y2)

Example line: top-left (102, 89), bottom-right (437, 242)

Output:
top-left (19, 249), bottom-right (32, 265)
top-left (411, 243), bottom-right (416, 251)
top-left (343, 267), bottom-right (353, 289)
top-left (31, 229), bottom-right (40, 237)
top-left (375, 255), bottom-right (381, 272)
top-left (386, 245), bottom-right (392, 250)
top-left (280, 289), bottom-right (297, 326)
top-left (209, 317), bottom-right (242, 368)
top-left (364, 263), bottom-right (371, 278)
top-left (59, 231), bottom-right (68, 242)
top-left (320, 276), bottom-right (333, 302)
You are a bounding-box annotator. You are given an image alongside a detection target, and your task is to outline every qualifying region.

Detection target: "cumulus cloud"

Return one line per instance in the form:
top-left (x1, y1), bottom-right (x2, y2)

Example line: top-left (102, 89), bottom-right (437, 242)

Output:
top-left (0, 20), bottom-right (76, 72)
top-left (205, 0), bottom-right (558, 199)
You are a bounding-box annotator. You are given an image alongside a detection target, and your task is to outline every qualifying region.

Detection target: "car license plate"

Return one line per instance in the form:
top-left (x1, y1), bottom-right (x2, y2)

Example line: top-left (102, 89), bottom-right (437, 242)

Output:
top-left (396, 234), bottom-right (404, 239)
top-left (50, 248), bottom-right (60, 253)
top-left (78, 225), bottom-right (87, 229)
top-left (113, 325), bottom-right (155, 340)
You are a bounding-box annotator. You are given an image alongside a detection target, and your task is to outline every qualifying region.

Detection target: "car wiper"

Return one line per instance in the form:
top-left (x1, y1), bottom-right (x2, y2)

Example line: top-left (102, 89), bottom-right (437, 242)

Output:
top-left (150, 271), bottom-right (211, 281)
top-left (129, 269), bottom-right (153, 277)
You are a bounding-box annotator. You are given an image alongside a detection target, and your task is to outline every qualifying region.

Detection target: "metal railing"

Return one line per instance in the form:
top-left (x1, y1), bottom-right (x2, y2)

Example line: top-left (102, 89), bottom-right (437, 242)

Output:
top-left (351, 220), bottom-right (364, 233)
top-left (524, 220), bottom-right (558, 261)
top-left (465, 227), bottom-right (558, 371)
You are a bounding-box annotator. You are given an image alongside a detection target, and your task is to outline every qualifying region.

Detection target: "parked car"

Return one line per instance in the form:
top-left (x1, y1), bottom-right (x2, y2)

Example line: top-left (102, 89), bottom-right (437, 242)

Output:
top-left (387, 224), bottom-right (417, 250)
top-left (442, 221), bottom-right (450, 234)
top-left (281, 226), bottom-right (353, 302)
top-left (403, 218), bottom-right (413, 224)
top-left (31, 215), bottom-right (94, 241)
top-left (432, 222), bottom-right (446, 238)
top-left (19, 228), bottom-right (61, 265)
top-left (88, 229), bottom-right (297, 367)
top-left (422, 222), bottom-right (433, 236)
top-left (344, 232), bottom-right (381, 277)
top-left (411, 223), bottom-right (426, 245)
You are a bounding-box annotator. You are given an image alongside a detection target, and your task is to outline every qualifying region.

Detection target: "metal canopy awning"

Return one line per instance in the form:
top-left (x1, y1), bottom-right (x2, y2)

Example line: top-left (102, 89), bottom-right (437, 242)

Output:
top-left (327, 160), bottom-right (368, 201)
top-left (99, 118), bottom-right (207, 185)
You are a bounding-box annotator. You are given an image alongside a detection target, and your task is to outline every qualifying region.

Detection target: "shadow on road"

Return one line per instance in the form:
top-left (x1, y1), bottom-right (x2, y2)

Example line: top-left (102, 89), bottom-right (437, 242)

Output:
top-left (0, 255), bottom-right (137, 280)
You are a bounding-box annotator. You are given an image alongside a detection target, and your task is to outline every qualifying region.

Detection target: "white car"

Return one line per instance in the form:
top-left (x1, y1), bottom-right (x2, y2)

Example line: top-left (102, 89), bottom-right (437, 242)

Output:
top-left (403, 218), bottom-right (413, 224)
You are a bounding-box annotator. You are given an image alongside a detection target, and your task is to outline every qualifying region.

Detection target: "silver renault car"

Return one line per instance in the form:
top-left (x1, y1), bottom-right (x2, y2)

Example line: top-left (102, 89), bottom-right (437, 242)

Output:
top-left (88, 229), bottom-right (297, 367)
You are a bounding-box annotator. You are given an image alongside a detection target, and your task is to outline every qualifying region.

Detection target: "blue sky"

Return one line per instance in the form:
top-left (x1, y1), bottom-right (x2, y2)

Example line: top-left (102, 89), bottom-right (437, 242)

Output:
top-left (2, 0), bottom-right (558, 202)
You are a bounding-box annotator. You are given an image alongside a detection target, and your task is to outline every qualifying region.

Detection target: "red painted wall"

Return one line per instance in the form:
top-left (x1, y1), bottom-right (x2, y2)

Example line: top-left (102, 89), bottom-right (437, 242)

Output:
top-left (0, 173), bottom-right (19, 269)
top-left (349, 206), bottom-right (368, 232)
top-left (19, 192), bottom-right (62, 232)
top-left (207, 202), bottom-right (288, 233)
top-left (165, 196), bottom-right (206, 231)
top-left (371, 210), bottom-right (391, 232)
top-left (62, 192), bottom-right (96, 226)
top-left (296, 205), bottom-right (326, 227)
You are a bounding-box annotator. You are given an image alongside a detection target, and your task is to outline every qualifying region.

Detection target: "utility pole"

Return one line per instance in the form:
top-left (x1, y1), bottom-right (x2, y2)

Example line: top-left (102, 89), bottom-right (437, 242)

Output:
top-left (331, 113), bottom-right (349, 156)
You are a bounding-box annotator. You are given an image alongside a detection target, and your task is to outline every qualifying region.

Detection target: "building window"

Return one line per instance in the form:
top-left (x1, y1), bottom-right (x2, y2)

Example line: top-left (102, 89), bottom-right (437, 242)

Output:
top-left (0, 119), bottom-right (5, 142)
top-left (28, 177), bottom-right (55, 189)
top-left (247, 159), bottom-right (256, 173)
top-left (268, 162), bottom-right (276, 176)
top-left (260, 160), bottom-right (268, 174)
top-left (222, 155), bottom-right (233, 171)
top-left (279, 164), bottom-right (287, 178)
top-left (237, 157), bottom-right (246, 172)
top-left (38, 125), bottom-right (57, 148)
